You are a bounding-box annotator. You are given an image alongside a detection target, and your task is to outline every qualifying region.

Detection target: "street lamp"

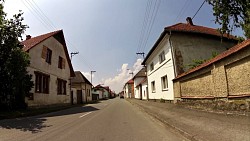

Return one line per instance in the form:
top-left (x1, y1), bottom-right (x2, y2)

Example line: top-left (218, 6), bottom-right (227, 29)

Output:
top-left (91, 71), bottom-right (96, 84)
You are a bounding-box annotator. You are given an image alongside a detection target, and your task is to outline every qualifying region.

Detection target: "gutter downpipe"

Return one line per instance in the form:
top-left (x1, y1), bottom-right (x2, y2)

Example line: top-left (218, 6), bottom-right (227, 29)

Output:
top-left (169, 30), bottom-right (177, 77)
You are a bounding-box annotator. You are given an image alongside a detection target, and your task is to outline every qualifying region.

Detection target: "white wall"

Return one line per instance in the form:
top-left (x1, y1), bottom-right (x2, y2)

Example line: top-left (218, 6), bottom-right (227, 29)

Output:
top-left (134, 77), bottom-right (145, 99)
top-left (26, 36), bottom-right (71, 106)
top-left (146, 35), bottom-right (175, 100)
top-left (141, 81), bottom-right (148, 100)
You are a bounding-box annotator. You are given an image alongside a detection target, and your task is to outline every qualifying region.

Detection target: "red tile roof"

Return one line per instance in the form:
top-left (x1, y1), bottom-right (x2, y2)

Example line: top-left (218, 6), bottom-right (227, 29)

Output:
top-left (22, 30), bottom-right (61, 51)
top-left (165, 23), bottom-right (236, 39)
top-left (127, 79), bottom-right (134, 84)
top-left (142, 22), bottom-right (237, 65)
top-left (174, 39), bottom-right (250, 80)
top-left (21, 30), bottom-right (75, 77)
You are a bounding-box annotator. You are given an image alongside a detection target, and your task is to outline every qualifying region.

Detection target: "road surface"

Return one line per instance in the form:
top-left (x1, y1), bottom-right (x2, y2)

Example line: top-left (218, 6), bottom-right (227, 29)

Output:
top-left (0, 98), bottom-right (188, 141)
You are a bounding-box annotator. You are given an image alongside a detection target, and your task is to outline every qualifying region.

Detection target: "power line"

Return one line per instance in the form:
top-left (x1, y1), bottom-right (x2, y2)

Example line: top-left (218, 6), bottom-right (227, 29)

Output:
top-left (192, 0), bottom-right (206, 20)
top-left (21, 0), bottom-right (98, 78)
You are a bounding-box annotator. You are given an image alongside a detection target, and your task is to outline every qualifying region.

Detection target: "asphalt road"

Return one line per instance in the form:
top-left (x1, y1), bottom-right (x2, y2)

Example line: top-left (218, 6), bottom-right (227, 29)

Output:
top-left (0, 98), bottom-right (188, 141)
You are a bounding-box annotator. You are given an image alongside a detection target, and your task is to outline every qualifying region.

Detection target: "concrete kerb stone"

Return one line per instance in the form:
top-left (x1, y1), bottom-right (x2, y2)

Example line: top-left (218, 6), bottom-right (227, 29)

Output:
top-left (127, 99), bottom-right (199, 141)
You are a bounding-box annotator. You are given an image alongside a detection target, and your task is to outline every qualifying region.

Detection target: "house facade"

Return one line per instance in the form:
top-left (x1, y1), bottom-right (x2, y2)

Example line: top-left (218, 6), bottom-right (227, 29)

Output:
top-left (22, 30), bottom-right (75, 106)
top-left (71, 71), bottom-right (92, 104)
top-left (123, 79), bottom-right (134, 98)
top-left (94, 85), bottom-right (110, 99)
top-left (133, 68), bottom-right (146, 99)
top-left (142, 17), bottom-right (238, 101)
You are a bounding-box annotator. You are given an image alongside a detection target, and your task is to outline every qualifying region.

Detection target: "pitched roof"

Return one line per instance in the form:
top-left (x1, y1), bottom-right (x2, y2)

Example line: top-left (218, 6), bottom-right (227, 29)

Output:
top-left (22, 30), bottom-right (61, 51)
top-left (136, 78), bottom-right (147, 87)
top-left (133, 68), bottom-right (146, 79)
top-left (21, 30), bottom-right (75, 77)
top-left (71, 71), bottom-right (92, 85)
top-left (174, 39), bottom-right (250, 80)
top-left (142, 19), bottom-right (237, 65)
top-left (165, 23), bottom-right (236, 39)
top-left (127, 79), bottom-right (134, 84)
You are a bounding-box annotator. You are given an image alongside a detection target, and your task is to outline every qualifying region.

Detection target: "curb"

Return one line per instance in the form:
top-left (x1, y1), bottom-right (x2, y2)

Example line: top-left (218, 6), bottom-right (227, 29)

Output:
top-left (128, 100), bottom-right (201, 141)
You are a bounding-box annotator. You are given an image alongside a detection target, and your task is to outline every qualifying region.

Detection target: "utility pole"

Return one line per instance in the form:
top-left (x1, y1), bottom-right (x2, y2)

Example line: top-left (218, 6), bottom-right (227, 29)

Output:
top-left (70, 52), bottom-right (79, 60)
top-left (136, 52), bottom-right (145, 59)
top-left (91, 71), bottom-right (96, 85)
top-left (70, 52), bottom-right (79, 105)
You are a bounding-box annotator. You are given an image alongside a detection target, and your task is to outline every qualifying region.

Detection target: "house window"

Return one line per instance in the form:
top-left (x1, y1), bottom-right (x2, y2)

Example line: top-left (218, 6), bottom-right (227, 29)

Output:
top-left (159, 51), bottom-right (165, 64)
top-left (161, 75), bottom-right (168, 90)
top-left (150, 62), bottom-right (154, 71)
top-left (58, 56), bottom-right (65, 69)
top-left (151, 81), bottom-right (155, 93)
top-left (57, 78), bottom-right (67, 95)
top-left (35, 72), bottom-right (49, 94)
top-left (41, 46), bottom-right (52, 64)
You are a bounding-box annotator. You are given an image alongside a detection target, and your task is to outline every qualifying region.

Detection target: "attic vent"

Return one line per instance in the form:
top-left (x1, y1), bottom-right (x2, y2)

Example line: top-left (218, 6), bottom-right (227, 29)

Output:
top-left (186, 17), bottom-right (194, 25)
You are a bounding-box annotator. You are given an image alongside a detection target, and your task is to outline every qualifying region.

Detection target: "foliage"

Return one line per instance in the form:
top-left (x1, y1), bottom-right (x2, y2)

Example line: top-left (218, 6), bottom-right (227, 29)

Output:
top-left (207, 0), bottom-right (250, 38)
top-left (188, 51), bottom-right (218, 69)
top-left (0, 1), bottom-right (33, 110)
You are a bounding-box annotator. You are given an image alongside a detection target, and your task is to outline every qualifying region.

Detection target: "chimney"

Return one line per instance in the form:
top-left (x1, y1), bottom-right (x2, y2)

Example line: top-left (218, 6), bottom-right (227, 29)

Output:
top-left (186, 17), bottom-right (193, 25)
top-left (26, 35), bottom-right (31, 40)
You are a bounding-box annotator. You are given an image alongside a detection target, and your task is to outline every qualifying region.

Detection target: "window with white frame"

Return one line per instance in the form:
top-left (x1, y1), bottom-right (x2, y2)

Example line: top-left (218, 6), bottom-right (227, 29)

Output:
top-left (161, 75), bottom-right (168, 90)
top-left (150, 62), bottom-right (154, 71)
top-left (151, 81), bottom-right (155, 93)
top-left (159, 51), bottom-right (165, 64)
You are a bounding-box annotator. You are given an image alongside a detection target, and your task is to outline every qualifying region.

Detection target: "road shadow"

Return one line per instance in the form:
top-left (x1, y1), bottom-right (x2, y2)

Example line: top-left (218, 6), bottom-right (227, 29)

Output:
top-left (0, 106), bottom-right (99, 133)
top-left (42, 106), bottom-right (99, 118)
top-left (0, 117), bottom-right (50, 133)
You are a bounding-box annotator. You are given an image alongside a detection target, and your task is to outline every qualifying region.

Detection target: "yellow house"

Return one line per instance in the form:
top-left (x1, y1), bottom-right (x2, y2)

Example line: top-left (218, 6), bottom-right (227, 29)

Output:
top-left (22, 30), bottom-right (75, 107)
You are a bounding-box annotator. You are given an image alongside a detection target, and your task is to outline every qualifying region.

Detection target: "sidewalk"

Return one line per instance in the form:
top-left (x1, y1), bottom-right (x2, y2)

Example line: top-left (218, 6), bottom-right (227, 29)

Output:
top-left (127, 99), bottom-right (250, 141)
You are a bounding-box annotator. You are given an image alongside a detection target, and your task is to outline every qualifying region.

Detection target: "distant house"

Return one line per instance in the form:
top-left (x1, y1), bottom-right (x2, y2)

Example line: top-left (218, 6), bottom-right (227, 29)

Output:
top-left (22, 30), bottom-right (75, 106)
top-left (123, 79), bottom-right (134, 98)
top-left (92, 86), bottom-right (104, 100)
top-left (142, 17), bottom-right (238, 101)
top-left (133, 68), bottom-right (147, 100)
top-left (173, 39), bottom-right (250, 101)
top-left (71, 71), bottom-right (92, 104)
top-left (94, 85), bottom-right (110, 99)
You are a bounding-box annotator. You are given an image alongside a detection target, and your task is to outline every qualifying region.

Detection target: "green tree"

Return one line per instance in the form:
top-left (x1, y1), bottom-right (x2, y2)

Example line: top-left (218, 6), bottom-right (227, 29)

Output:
top-left (0, 1), bottom-right (33, 110)
top-left (207, 0), bottom-right (250, 38)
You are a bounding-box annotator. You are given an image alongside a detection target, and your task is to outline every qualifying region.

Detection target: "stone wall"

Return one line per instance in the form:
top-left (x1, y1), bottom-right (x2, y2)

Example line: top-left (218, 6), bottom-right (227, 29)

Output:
top-left (173, 45), bottom-right (250, 105)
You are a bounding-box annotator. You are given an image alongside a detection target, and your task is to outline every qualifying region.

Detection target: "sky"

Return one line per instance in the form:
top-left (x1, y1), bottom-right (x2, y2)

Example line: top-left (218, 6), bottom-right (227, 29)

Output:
top-left (3, 0), bottom-right (244, 93)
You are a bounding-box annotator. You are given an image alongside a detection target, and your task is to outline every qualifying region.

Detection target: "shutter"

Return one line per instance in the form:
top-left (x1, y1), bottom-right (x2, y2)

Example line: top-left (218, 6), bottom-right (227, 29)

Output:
top-left (62, 58), bottom-right (65, 69)
top-left (41, 46), bottom-right (47, 59)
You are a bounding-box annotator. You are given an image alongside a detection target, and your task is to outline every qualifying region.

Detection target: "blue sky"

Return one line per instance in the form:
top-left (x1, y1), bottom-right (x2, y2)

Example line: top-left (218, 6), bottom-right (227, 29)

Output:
top-left (4, 0), bottom-right (243, 92)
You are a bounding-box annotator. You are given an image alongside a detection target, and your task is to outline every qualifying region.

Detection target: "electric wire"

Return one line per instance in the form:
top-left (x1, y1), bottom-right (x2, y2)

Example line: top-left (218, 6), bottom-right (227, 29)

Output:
top-left (192, 0), bottom-right (206, 20)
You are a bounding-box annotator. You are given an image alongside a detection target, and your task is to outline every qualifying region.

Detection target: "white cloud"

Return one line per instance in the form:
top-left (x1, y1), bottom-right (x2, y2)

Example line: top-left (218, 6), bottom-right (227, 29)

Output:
top-left (103, 59), bottom-right (143, 93)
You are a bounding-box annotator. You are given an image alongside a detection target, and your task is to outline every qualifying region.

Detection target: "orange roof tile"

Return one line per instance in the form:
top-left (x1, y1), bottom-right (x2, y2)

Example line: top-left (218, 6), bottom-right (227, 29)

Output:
top-left (22, 30), bottom-right (61, 51)
top-left (165, 23), bottom-right (236, 39)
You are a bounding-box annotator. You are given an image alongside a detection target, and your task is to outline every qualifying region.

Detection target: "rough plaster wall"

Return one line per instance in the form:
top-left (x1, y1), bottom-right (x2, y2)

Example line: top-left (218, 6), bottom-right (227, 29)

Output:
top-left (26, 37), bottom-right (70, 106)
top-left (225, 56), bottom-right (250, 95)
top-left (212, 66), bottom-right (228, 97)
top-left (180, 72), bottom-right (214, 97)
top-left (171, 33), bottom-right (236, 75)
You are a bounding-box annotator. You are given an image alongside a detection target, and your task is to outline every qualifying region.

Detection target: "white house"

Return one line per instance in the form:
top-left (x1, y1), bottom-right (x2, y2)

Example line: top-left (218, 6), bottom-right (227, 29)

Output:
top-left (142, 17), bottom-right (238, 101)
top-left (71, 71), bottom-right (92, 104)
top-left (22, 30), bottom-right (75, 106)
top-left (123, 79), bottom-right (134, 98)
top-left (133, 68), bottom-right (146, 99)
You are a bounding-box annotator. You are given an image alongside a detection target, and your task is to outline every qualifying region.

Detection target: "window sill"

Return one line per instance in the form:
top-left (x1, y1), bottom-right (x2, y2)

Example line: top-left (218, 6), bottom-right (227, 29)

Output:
top-left (152, 91), bottom-right (156, 93)
top-left (162, 89), bottom-right (169, 91)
